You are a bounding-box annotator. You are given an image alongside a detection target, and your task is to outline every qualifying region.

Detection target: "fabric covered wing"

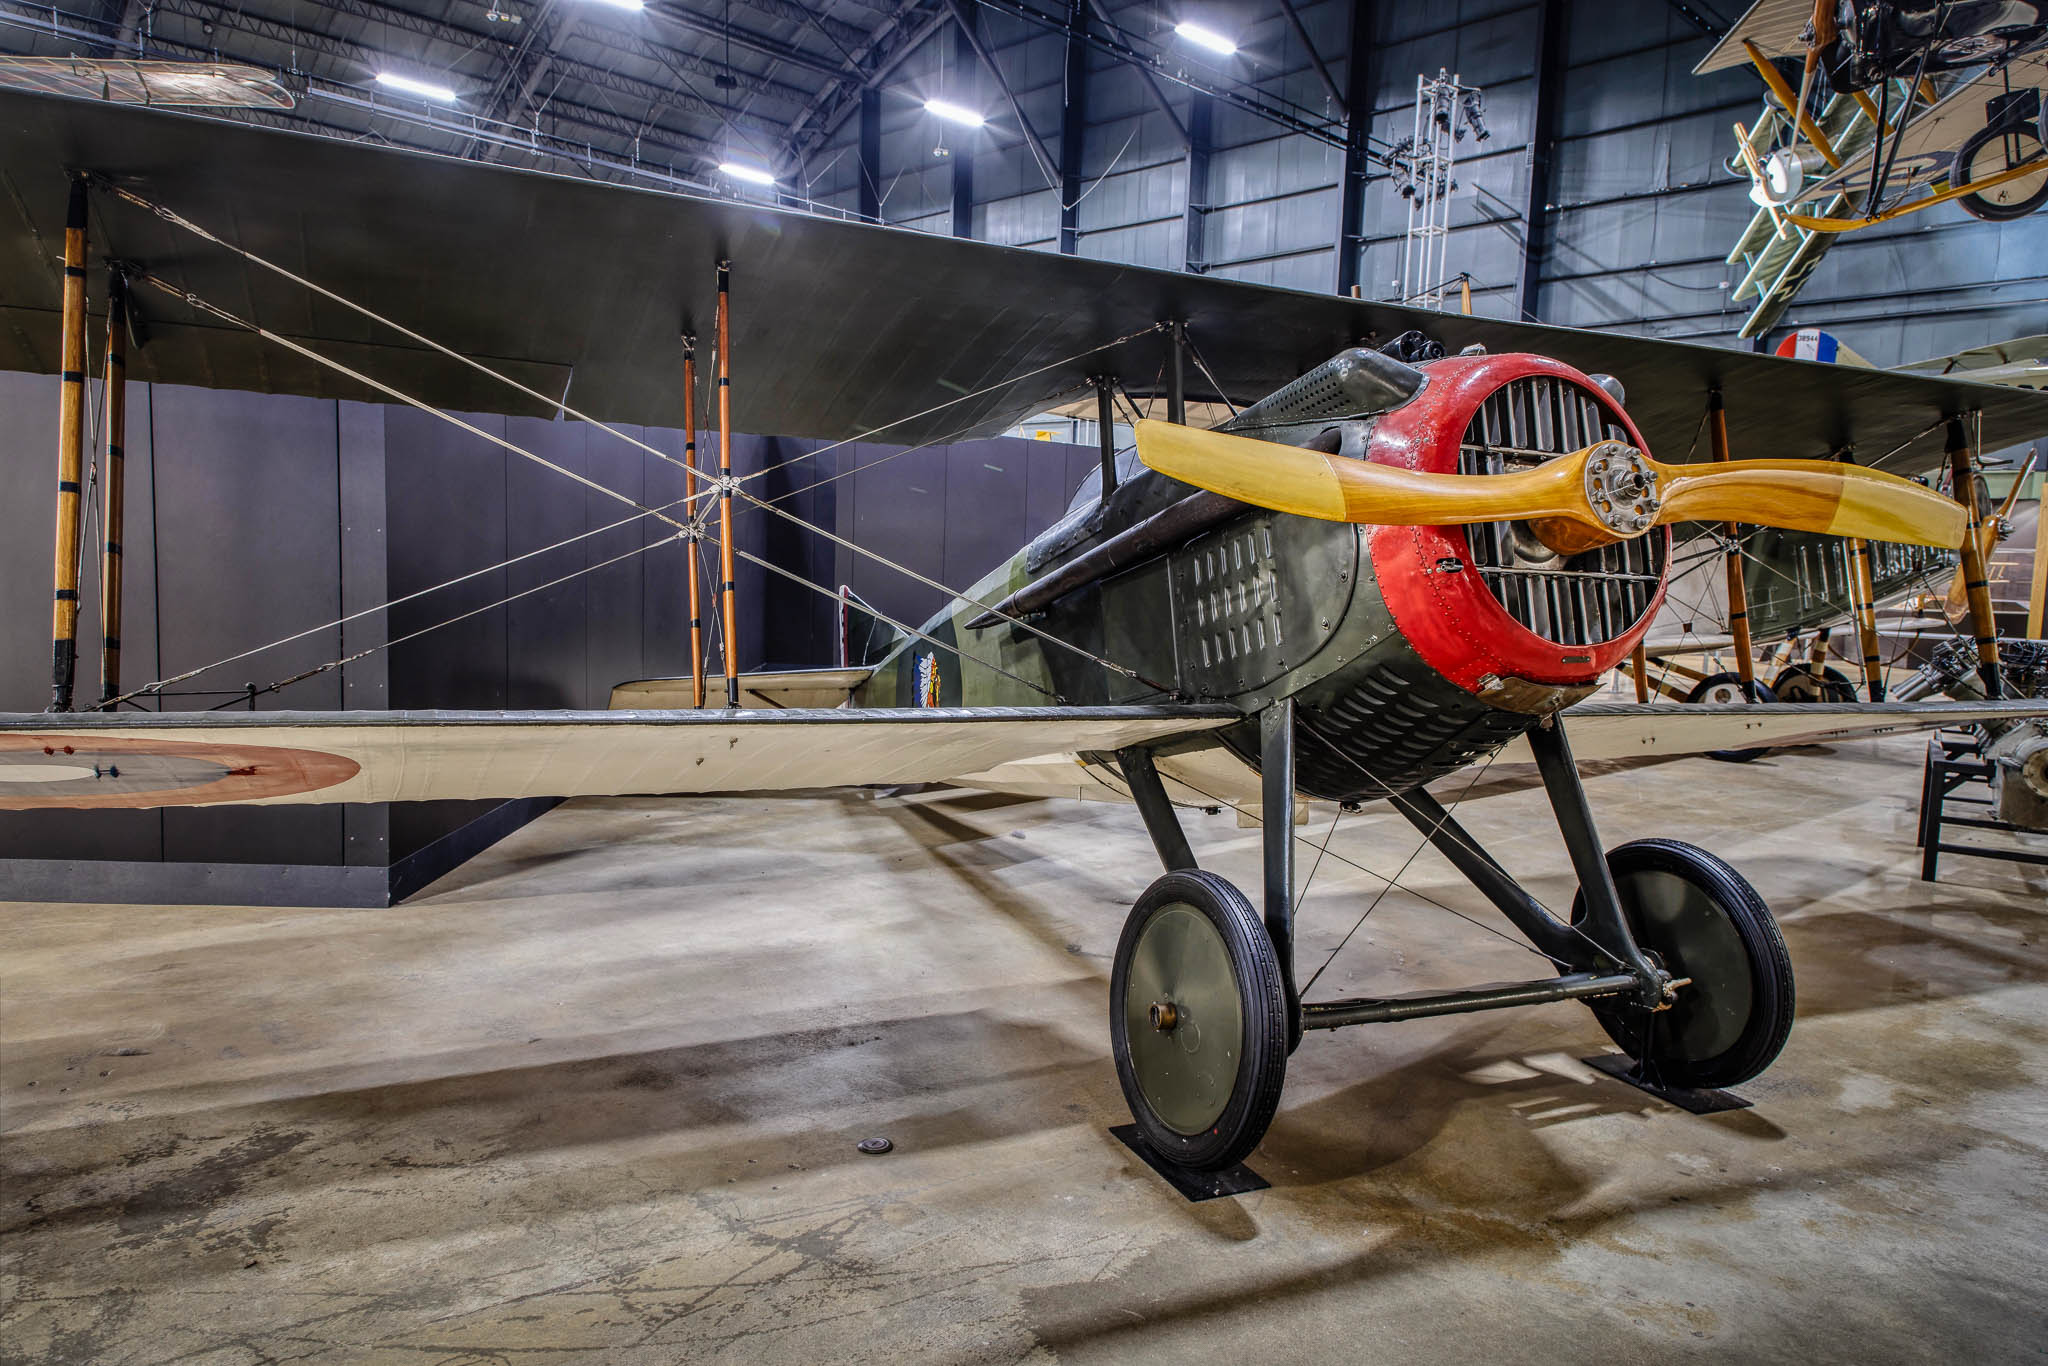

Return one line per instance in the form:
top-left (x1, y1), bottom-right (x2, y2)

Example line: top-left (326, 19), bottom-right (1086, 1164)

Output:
top-left (1694, 0), bottom-right (1826, 73)
top-left (4, 90), bottom-right (2048, 472)
top-left (0, 706), bottom-right (1235, 810)
top-left (1513, 699), bottom-right (2048, 763)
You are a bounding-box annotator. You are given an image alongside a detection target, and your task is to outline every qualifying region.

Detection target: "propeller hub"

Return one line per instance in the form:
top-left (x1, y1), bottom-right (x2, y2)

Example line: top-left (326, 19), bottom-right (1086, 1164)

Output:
top-left (1582, 441), bottom-right (1660, 538)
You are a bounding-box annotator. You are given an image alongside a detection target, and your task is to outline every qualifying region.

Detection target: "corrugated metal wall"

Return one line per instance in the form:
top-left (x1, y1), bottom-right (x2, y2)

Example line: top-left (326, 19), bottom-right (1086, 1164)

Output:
top-left (794, 0), bottom-right (2042, 371)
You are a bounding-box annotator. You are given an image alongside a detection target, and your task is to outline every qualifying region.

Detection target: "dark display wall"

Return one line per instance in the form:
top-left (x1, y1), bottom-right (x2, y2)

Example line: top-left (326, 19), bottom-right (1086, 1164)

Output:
top-left (0, 369), bottom-right (1093, 903)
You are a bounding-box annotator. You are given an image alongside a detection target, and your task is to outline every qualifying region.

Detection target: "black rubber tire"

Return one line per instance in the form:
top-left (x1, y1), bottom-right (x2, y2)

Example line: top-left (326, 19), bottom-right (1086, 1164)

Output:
top-left (1684, 672), bottom-right (1780, 763)
top-left (1573, 839), bottom-right (1795, 1090)
top-left (1954, 122), bottom-right (2048, 223)
top-left (1771, 663), bottom-right (1856, 704)
top-left (1110, 870), bottom-right (1289, 1171)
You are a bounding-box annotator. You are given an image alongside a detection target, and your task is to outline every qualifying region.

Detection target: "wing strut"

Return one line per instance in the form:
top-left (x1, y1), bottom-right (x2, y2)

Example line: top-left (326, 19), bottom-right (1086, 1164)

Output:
top-left (715, 263), bottom-right (740, 710)
top-left (1947, 416), bottom-right (2004, 698)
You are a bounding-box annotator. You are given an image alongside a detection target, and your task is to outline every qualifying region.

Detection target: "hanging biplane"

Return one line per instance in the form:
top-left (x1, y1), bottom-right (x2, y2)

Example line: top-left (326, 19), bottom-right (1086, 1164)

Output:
top-left (1702, 0), bottom-right (2048, 336)
top-left (4, 86), bottom-right (2048, 1175)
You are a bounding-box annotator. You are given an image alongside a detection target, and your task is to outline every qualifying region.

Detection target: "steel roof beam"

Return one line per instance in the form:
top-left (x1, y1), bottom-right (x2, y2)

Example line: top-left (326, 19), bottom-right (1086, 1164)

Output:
top-left (1276, 0), bottom-right (1344, 117)
top-left (1014, 0), bottom-right (1342, 149)
top-left (785, 1), bottom-right (950, 163)
top-left (292, 0), bottom-right (813, 107)
top-left (643, 1), bottom-right (847, 78)
top-left (1081, 0), bottom-right (1186, 146)
top-left (945, 0), bottom-right (1060, 191)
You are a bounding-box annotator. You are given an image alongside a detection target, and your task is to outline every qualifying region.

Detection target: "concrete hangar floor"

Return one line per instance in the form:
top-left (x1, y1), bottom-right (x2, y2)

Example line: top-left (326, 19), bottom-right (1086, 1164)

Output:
top-left (3, 730), bottom-right (2043, 1364)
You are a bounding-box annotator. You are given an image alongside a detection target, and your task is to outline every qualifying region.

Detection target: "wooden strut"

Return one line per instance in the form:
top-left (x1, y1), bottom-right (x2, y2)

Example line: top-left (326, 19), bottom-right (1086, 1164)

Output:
top-left (1705, 391), bottom-right (1758, 698)
top-left (681, 336), bottom-right (705, 709)
top-left (1946, 419), bottom-right (2003, 697)
top-left (2030, 452), bottom-right (2047, 641)
top-left (48, 175), bottom-right (89, 714)
top-left (1847, 537), bottom-right (1886, 699)
top-left (99, 269), bottom-right (129, 706)
top-left (1629, 641), bottom-right (1649, 703)
top-left (716, 263), bottom-right (739, 709)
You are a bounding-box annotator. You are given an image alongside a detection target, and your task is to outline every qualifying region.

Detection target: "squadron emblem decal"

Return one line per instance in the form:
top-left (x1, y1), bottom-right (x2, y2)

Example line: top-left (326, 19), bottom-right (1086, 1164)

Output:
top-left (915, 652), bottom-right (941, 707)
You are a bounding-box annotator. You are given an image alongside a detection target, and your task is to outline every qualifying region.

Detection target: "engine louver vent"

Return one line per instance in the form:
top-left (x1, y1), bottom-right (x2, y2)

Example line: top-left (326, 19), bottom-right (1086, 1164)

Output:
top-left (1458, 376), bottom-right (1665, 647)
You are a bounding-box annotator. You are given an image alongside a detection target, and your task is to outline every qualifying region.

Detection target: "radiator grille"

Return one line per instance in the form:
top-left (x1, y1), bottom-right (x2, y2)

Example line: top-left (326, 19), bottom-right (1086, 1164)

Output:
top-left (1457, 376), bottom-right (1666, 647)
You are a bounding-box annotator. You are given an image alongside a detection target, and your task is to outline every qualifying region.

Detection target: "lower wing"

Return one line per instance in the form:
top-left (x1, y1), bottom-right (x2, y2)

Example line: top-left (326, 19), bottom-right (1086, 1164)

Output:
top-left (0, 706), bottom-right (1235, 810)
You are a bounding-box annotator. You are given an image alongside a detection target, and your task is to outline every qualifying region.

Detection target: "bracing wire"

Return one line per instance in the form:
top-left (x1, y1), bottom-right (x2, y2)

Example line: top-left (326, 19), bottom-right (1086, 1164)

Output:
top-left (98, 494), bottom-right (697, 710)
top-left (118, 270), bottom-right (1156, 704)
top-left (1293, 712), bottom-right (1622, 976)
top-left (238, 540), bottom-right (667, 704)
top-left (1162, 766), bottom-right (1570, 968)
top-left (101, 180), bottom-right (1165, 685)
top-left (1299, 746), bottom-right (1505, 995)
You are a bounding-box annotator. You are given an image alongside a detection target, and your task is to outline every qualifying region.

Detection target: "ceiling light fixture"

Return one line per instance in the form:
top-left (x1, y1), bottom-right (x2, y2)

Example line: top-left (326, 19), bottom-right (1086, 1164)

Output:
top-left (578, 0), bottom-right (646, 10)
top-left (1173, 21), bottom-right (1237, 56)
top-left (719, 161), bottom-right (777, 185)
top-left (923, 97), bottom-right (985, 128)
top-left (374, 71), bottom-right (457, 102)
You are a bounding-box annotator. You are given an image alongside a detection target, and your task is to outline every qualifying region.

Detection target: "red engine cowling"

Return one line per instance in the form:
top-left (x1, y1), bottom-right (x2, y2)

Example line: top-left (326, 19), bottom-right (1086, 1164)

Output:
top-left (1364, 353), bottom-right (1670, 703)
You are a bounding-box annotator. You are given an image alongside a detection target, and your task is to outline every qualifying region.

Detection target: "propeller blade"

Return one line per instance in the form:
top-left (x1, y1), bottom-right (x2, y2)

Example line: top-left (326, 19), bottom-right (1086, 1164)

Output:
top-left (1133, 420), bottom-right (1967, 550)
top-left (1132, 419), bottom-right (1592, 527)
top-left (1654, 459), bottom-right (1967, 547)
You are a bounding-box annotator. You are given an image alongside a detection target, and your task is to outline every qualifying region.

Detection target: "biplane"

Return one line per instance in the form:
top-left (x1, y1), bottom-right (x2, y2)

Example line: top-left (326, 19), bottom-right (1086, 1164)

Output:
top-left (4, 87), bottom-right (2048, 1174)
top-left (1703, 0), bottom-right (2048, 336)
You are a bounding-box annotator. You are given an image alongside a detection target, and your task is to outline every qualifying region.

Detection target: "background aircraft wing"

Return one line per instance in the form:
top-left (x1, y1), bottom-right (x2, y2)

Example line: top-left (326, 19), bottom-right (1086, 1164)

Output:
top-left (1693, 1), bottom-right (1816, 75)
top-left (0, 706), bottom-right (1236, 810)
top-left (1520, 698), bottom-right (2048, 763)
top-left (4, 90), bottom-right (2048, 476)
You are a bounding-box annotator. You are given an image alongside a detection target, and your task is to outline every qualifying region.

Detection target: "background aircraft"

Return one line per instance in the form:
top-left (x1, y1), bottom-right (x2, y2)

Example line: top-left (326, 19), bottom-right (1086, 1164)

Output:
top-left (1701, 0), bottom-right (2048, 335)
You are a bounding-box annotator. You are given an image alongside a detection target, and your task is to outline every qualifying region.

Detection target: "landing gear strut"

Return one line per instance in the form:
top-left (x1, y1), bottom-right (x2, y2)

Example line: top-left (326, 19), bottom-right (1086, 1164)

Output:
top-left (1112, 706), bottom-right (1796, 1173)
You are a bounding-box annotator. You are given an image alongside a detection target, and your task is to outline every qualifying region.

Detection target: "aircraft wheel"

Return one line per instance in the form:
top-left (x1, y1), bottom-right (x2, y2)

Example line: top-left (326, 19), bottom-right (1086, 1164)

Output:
top-left (1110, 870), bottom-right (1288, 1171)
top-left (1573, 839), bottom-right (1795, 1091)
top-left (1685, 672), bottom-right (1780, 763)
top-left (1954, 123), bottom-right (2048, 222)
top-left (1771, 663), bottom-right (1856, 704)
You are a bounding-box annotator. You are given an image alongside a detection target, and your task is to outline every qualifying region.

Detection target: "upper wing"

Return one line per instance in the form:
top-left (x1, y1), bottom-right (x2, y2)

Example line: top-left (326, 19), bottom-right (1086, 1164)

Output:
top-left (1519, 699), bottom-right (2048, 763)
top-left (1693, 0), bottom-right (1816, 74)
top-left (4, 90), bottom-right (2048, 475)
top-left (0, 706), bottom-right (1235, 810)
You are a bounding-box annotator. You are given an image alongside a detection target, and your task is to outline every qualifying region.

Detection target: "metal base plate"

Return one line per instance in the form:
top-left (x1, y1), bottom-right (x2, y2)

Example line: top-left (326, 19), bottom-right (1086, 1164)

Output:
top-left (1109, 1125), bottom-right (1270, 1202)
top-left (1584, 1054), bottom-right (1754, 1115)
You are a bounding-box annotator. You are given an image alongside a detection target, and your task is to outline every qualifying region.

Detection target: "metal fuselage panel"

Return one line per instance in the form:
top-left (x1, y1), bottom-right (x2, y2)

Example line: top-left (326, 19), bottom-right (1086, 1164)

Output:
top-left (858, 352), bottom-right (1672, 800)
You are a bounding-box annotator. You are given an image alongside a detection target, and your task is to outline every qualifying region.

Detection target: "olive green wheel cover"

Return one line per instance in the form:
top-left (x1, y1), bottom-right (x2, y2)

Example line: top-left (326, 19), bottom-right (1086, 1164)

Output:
top-left (1121, 903), bottom-right (1246, 1136)
top-left (1621, 867), bottom-right (1752, 1062)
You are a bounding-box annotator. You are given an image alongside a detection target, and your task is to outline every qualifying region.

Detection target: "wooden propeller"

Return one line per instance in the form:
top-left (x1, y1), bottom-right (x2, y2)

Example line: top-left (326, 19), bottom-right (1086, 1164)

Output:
top-left (1132, 419), bottom-right (1968, 551)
